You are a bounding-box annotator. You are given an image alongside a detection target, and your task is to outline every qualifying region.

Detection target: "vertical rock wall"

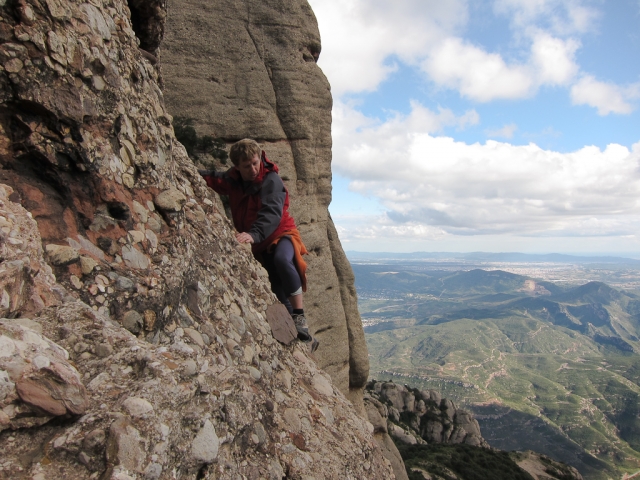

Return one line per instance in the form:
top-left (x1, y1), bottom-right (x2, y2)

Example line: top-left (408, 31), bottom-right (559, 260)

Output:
top-left (0, 0), bottom-right (396, 478)
top-left (160, 0), bottom-right (369, 409)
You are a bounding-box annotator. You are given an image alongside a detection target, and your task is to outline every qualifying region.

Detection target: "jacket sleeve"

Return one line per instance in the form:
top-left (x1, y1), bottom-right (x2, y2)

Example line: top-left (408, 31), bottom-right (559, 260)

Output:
top-left (248, 172), bottom-right (286, 243)
top-left (198, 169), bottom-right (233, 195)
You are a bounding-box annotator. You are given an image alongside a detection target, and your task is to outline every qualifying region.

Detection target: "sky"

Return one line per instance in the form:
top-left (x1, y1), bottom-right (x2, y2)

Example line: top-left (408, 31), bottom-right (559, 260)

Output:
top-left (306, 0), bottom-right (640, 256)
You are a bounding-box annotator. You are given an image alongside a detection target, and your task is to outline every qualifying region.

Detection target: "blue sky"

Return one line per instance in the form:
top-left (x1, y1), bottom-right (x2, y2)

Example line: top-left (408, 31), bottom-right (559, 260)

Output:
top-left (307, 0), bottom-right (640, 255)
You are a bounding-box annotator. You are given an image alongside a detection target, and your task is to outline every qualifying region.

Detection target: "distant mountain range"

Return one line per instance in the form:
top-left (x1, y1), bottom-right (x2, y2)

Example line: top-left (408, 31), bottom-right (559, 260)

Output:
top-left (346, 251), bottom-right (640, 264)
top-left (359, 266), bottom-right (640, 479)
top-left (360, 268), bottom-right (640, 352)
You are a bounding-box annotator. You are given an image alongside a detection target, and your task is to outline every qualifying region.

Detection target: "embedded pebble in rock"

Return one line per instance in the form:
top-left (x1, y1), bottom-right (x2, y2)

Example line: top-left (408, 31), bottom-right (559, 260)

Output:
top-left (80, 256), bottom-right (99, 275)
top-left (248, 366), bottom-right (261, 381)
top-left (132, 201), bottom-right (148, 223)
top-left (191, 419), bottom-right (219, 463)
top-left (184, 327), bottom-right (204, 347)
top-left (254, 422), bottom-right (267, 445)
top-left (128, 230), bottom-right (145, 244)
top-left (95, 343), bottom-right (114, 357)
top-left (122, 310), bottom-right (143, 334)
top-left (70, 275), bottom-right (83, 289)
top-left (320, 406), bottom-right (335, 425)
top-left (229, 314), bottom-right (246, 335)
top-left (182, 360), bottom-right (198, 377)
top-left (293, 349), bottom-right (309, 364)
top-left (144, 462), bottom-right (163, 479)
top-left (83, 428), bottom-right (106, 451)
top-left (260, 361), bottom-right (272, 376)
top-left (171, 341), bottom-right (194, 355)
top-left (78, 451), bottom-right (91, 466)
top-left (312, 373), bottom-right (334, 396)
top-left (279, 370), bottom-right (293, 391)
top-left (106, 417), bottom-right (146, 473)
top-left (146, 229), bottom-right (158, 249)
top-left (123, 397), bottom-right (154, 417)
top-left (283, 408), bottom-right (302, 433)
top-left (243, 345), bottom-right (254, 363)
top-left (143, 310), bottom-right (157, 331)
top-left (146, 216), bottom-right (163, 233)
top-left (122, 245), bottom-right (150, 270)
top-left (154, 189), bottom-right (186, 213)
top-left (116, 276), bottom-right (136, 291)
top-left (45, 244), bottom-right (79, 266)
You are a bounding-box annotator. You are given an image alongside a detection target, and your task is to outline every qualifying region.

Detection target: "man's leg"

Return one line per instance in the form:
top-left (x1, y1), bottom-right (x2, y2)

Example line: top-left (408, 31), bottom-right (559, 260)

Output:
top-left (272, 239), bottom-right (317, 350)
top-left (271, 238), bottom-right (302, 306)
top-left (261, 248), bottom-right (293, 313)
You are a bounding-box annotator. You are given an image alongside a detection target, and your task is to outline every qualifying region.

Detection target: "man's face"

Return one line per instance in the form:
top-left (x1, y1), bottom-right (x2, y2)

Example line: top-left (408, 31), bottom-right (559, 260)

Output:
top-left (237, 154), bottom-right (261, 181)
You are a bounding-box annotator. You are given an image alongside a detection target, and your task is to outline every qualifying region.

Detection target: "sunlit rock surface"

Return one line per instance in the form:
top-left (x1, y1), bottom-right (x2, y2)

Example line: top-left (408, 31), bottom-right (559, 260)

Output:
top-left (0, 1), bottom-right (395, 478)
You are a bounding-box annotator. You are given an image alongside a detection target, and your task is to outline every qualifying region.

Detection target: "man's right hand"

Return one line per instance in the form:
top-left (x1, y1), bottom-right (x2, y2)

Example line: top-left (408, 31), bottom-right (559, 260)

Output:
top-left (235, 232), bottom-right (254, 244)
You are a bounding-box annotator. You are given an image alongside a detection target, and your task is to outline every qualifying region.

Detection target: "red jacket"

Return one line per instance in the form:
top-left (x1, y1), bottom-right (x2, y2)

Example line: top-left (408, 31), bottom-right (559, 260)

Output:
top-left (200, 152), bottom-right (297, 254)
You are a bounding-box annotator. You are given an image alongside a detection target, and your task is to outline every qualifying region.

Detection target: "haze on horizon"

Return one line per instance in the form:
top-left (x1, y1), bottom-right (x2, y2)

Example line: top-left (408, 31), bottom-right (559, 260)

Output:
top-left (308, 0), bottom-right (640, 256)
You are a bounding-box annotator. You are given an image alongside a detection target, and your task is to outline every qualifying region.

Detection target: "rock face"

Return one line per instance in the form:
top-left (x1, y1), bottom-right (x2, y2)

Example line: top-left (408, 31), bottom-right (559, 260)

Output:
top-left (160, 0), bottom-right (369, 409)
top-left (0, 2), bottom-right (395, 478)
top-left (365, 381), bottom-right (488, 448)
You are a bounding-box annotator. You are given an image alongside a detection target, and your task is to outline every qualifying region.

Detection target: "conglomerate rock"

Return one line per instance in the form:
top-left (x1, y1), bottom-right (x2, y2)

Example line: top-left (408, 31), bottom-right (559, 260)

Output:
top-left (161, 0), bottom-right (370, 410)
top-left (0, 185), bottom-right (61, 318)
top-left (0, 1), bottom-right (395, 478)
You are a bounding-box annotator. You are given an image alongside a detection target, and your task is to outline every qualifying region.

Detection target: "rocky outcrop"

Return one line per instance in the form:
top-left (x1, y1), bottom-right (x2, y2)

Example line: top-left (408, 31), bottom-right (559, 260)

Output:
top-left (366, 381), bottom-right (585, 480)
top-left (160, 0), bottom-right (369, 409)
top-left (512, 451), bottom-right (584, 480)
top-left (365, 381), bottom-right (488, 448)
top-left (0, 1), bottom-right (395, 478)
top-left (365, 394), bottom-right (410, 480)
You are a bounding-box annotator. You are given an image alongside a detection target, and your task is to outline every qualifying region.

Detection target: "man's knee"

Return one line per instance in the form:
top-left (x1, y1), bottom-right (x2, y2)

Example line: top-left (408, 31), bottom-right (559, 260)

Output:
top-left (273, 240), bottom-right (294, 268)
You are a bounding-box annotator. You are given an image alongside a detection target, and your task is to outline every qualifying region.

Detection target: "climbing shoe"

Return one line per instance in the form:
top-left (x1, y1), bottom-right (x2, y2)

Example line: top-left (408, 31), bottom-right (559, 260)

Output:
top-left (291, 313), bottom-right (313, 343)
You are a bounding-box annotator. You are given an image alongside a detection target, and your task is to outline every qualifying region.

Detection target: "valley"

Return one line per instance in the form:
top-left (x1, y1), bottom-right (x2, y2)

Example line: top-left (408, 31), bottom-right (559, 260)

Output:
top-left (354, 253), bottom-right (640, 479)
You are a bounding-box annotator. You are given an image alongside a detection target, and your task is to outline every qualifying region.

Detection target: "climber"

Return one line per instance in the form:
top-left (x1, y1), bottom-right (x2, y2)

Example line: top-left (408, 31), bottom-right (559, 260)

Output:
top-left (198, 138), bottom-right (318, 352)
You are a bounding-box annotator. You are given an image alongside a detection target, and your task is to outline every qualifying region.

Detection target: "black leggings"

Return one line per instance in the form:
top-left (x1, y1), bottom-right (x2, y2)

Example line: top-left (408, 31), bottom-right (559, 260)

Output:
top-left (261, 237), bottom-right (301, 314)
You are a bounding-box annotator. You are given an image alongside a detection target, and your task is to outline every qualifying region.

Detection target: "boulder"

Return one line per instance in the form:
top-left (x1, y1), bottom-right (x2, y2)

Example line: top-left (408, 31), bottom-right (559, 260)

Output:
top-left (380, 382), bottom-right (407, 411)
top-left (367, 380), bottom-right (490, 448)
top-left (0, 320), bottom-right (88, 431)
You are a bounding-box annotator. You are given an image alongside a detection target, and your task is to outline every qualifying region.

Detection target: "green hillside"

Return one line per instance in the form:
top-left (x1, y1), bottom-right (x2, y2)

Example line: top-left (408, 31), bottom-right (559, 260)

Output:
top-left (359, 266), bottom-right (640, 479)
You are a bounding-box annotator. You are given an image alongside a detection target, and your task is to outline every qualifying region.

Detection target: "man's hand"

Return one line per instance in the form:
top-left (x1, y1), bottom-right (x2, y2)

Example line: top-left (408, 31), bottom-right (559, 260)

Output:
top-left (236, 232), bottom-right (254, 244)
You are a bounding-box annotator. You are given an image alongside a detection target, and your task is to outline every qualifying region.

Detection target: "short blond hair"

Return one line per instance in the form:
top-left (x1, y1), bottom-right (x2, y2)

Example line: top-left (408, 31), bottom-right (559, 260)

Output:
top-left (229, 139), bottom-right (261, 166)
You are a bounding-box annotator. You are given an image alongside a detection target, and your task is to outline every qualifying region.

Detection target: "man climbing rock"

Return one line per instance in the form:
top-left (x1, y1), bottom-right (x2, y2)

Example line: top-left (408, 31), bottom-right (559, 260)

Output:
top-left (199, 139), bottom-right (318, 352)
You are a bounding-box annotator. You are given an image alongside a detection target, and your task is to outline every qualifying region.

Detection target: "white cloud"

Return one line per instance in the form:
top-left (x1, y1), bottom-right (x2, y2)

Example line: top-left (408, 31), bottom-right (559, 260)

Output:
top-left (422, 38), bottom-right (533, 101)
top-left (530, 33), bottom-right (580, 85)
top-left (421, 32), bottom-right (582, 102)
top-left (493, 0), bottom-right (599, 35)
top-left (308, 0), bottom-right (468, 96)
top-left (311, 0), bottom-right (588, 103)
top-left (332, 102), bottom-right (640, 237)
top-left (486, 124), bottom-right (518, 139)
top-left (570, 75), bottom-right (638, 115)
